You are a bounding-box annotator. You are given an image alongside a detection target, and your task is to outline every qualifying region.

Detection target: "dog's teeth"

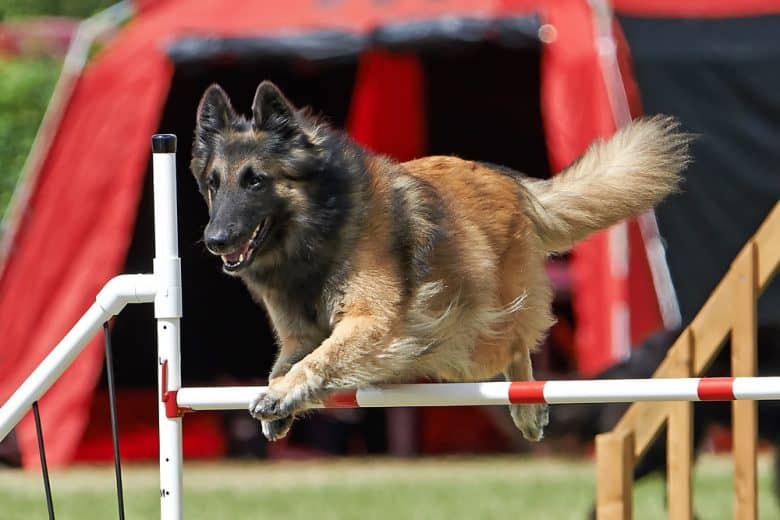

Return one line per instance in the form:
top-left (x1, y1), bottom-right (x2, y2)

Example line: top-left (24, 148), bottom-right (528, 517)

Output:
top-left (238, 254), bottom-right (245, 263)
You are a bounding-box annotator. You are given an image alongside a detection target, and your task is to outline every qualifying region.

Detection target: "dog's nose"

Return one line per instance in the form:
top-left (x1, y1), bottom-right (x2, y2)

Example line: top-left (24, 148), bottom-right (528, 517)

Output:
top-left (204, 227), bottom-right (237, 254)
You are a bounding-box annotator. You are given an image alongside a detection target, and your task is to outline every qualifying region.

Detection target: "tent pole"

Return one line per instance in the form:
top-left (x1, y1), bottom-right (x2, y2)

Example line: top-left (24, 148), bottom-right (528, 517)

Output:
top-left (588, 0), bottom-right (682, 330)
top-left (151, 135), bottom-right (184, 520)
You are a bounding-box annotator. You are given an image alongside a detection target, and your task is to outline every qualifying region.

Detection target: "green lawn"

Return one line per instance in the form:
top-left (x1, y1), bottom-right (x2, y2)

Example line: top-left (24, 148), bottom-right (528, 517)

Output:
top-left (0, 455), bottom-right (776, 519)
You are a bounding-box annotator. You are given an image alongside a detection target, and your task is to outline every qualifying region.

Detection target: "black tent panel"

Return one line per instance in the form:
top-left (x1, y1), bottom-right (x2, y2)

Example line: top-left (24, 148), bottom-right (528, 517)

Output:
top-left (621, 14), bottom-right (780, 327)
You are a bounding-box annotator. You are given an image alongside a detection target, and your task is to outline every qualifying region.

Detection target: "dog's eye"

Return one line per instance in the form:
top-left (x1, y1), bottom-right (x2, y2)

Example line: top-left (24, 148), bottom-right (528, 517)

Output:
top-left (241, 167), bottom-right (267, 191)
top-left (207, 171), bottom-right (219, 191)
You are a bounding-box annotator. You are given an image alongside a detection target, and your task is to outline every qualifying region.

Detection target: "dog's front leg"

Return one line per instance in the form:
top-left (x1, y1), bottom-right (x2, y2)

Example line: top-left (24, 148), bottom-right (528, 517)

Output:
top-left (250, 313), bottom-right (400, 429)
top-left (259, 334), bottom-right (319, 441)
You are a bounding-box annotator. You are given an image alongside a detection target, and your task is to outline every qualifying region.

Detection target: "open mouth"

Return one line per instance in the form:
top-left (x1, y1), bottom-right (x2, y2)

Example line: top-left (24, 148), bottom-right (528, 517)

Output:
top-left (221, 218), bottom-right (273, 272)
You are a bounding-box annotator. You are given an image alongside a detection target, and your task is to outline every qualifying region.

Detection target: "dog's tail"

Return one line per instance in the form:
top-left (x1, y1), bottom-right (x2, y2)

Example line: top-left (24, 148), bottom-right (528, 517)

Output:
top-left (525, 116), bottom-right (691, 253)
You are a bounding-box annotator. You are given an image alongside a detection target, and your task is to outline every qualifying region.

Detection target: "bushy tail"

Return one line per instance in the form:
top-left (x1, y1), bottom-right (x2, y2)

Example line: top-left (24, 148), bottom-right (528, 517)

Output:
top-left (526, 116), bottom-right (691, 253)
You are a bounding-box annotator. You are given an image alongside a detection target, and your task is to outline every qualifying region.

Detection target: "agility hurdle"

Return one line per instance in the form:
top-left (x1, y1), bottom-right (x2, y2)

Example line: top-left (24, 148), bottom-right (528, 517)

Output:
top-left (1, 135), bottom-right (778, 520)
top-left (175, 377), bottom-right (780, 411)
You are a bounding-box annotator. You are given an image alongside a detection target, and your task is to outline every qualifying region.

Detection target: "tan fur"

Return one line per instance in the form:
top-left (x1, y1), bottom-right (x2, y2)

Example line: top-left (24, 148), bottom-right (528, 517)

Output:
top-left (191, 91), bottom-right (690, 443)
top-left (525, 115), bottom-right (690, 252)
top-left (247, 116), bottom-right (690, 442)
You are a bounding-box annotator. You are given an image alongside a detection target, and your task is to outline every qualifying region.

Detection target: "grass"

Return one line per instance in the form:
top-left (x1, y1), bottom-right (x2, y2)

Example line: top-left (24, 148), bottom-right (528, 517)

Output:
top-left (0, 455), bottom-right (777, 519)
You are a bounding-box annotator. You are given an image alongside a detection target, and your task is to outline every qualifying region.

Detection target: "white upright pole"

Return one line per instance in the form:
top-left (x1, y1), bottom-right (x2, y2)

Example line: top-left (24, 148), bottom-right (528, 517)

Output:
top-left (151, 134), bottom-right (183, 520)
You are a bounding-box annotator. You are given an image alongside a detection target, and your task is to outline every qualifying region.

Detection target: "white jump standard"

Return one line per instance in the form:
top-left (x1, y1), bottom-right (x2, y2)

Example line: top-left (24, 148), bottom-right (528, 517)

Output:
top-left (1, 134), bottom-right (779, 520)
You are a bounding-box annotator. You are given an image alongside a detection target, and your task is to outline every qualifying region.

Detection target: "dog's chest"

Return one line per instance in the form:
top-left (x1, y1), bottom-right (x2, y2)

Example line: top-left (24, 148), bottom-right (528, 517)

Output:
top-left (255, 279), bottom-right (341, 341)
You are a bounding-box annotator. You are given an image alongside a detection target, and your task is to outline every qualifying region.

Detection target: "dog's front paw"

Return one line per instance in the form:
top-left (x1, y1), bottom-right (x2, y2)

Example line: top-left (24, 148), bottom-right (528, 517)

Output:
top-left (249, 388), bottom-right (293, 421)
top-left (249, 376), bottom-right (320, 423)
top-left (250, 387), bottom-right (296, 441)
top-left (260, 416), bottom-right (294, 442)
top-left (249, 367), bottom-right (324, 438)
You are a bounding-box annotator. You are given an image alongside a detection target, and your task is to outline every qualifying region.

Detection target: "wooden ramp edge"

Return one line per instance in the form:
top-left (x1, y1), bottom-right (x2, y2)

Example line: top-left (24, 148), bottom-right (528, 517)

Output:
top-left (597, 201), bottom-right (779, 520)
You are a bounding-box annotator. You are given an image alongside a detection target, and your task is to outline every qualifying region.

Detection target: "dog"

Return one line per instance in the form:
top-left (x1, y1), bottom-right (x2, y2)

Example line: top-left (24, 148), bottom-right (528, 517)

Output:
top-left (189, 80), bottom-right (690, 441)
top-left (546, 326), bottom-right (780, 517)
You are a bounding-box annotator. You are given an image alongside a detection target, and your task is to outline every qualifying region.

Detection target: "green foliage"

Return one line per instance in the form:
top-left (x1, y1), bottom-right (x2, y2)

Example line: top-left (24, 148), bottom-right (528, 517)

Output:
top-left (0, 0), bottom-right (116, 19)
top-left (0, 0), bottom-right (117, 214)
top-left (0, 58), bottom-right (60, 212)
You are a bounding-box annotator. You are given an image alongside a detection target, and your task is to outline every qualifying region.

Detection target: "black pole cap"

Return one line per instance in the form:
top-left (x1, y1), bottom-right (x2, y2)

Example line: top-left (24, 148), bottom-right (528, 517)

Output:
top-left (152, 134), bottom-right (177, 153)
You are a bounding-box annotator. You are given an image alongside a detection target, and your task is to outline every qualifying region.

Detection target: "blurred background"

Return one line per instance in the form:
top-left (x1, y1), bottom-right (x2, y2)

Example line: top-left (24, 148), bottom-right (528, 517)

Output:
top-left (0, 0), bottom-right (778, 518)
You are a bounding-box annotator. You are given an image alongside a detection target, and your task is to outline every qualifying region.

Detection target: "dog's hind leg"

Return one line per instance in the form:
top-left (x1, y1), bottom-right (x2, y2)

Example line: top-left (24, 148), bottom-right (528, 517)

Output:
top-left (504, 348), bottom-right (549, 441)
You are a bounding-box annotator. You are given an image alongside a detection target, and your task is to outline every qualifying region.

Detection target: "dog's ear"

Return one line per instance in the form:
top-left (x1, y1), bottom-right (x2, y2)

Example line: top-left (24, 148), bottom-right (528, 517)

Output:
top-left (196, 84), bottom-right (236, 137)
top-left (252, 81), bottom-right (299, 133)
top-left (192, 84), bottom-right (236, 175)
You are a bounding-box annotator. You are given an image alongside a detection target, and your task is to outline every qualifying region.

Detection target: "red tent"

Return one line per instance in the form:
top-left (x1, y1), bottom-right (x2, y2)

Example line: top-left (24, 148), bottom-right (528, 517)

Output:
top-left (0, 0), bottom-right (669, 467)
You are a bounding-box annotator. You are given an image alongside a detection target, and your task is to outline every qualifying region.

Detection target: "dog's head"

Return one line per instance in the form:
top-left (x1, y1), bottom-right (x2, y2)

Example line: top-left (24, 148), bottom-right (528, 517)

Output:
top-left (191, 81), bottom-right (337, 276)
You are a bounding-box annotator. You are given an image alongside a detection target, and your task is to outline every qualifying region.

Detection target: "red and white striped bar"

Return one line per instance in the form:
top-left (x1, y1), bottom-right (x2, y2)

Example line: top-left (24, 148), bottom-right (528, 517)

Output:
top-left (176, 377), bottom-right (780, 412)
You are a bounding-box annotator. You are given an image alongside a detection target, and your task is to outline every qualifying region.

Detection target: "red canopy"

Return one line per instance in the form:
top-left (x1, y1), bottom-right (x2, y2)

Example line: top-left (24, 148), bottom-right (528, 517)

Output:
top-left (0, 0), bottom-right (657, 467)
top-left (614, 0), bottom-right (780, 17)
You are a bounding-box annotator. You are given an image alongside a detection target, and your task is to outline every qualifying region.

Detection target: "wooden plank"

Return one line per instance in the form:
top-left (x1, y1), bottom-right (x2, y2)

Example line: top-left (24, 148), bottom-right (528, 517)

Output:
top-left (667, 330), bottom-right (693, 520)
top-left (668, 400), bottom-right (693, 520)
top-left (616, 274), bottom-right (733, 456)
top-left (733, 400), bottom-right (758, 519)
top-left (615, 405), bottom-right (665, 462)
top-left (615, 326), bottom-right (708, 460)
top-left (732, 243), bottom-right (758, 520)
top-left (596, 431), bottom-right (634, 520)
top-left (690, 276), bottom-right (734, 375)
top-left (755, 202), bottom-right (780, 288)
top-left (615, 201), bottom-right (780, 459)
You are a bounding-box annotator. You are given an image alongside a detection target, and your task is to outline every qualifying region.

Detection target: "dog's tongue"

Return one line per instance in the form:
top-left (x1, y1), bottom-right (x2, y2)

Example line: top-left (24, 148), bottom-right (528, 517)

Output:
top-left (223, 240), bottom-right (252, 263)
top-left (223, 251), bottom-right (242, 263)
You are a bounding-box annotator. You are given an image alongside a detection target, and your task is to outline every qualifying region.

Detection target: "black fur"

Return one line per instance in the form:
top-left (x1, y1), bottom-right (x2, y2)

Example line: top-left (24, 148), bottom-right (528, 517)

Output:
top-left (191, 82), bottom-right (374, 333)
top-left (191, 84), bottom-right (237, 178)
top-left (389, 176), bottom-right (444, 298)
top-left (192, 81), bottom-right (452, 336)
top-left (477, 161), bottom-right (530, 182)
top-left (254, 131), bottom-right (365, 326)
